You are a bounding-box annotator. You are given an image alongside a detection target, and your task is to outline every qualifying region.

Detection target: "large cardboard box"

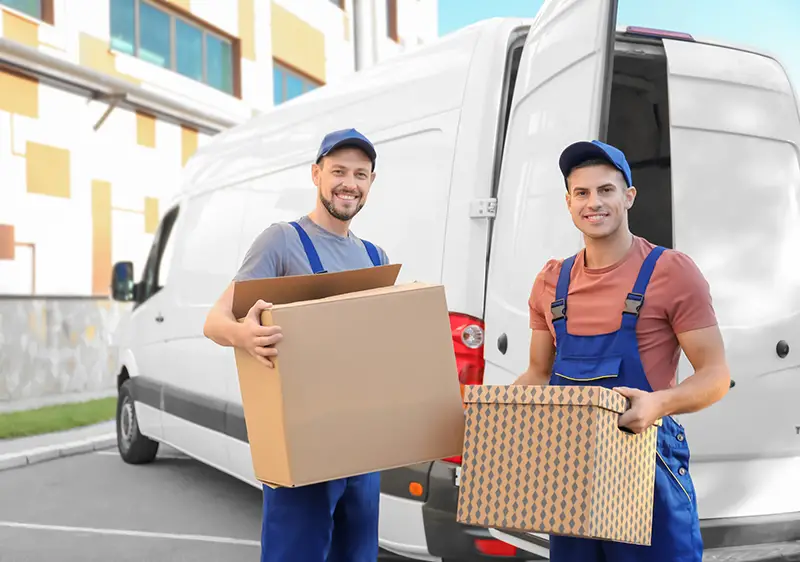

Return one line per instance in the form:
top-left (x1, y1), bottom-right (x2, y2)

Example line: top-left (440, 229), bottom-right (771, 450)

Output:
top-left (231, 264), bottom-right (466, 488)
top-left (456, 384), bottom-right (659, 546)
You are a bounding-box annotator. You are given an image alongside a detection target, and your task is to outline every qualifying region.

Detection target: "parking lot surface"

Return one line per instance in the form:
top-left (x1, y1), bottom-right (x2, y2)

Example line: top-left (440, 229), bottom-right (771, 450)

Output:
top-left (0, 444), bottom-right (406, 562)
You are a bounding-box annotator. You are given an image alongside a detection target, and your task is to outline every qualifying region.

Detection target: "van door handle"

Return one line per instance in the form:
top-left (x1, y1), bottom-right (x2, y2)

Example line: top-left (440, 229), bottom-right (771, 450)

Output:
top-left (497, 333), bottom-right (508, 355)
top-left (155, 315), bottom-right (164, 323)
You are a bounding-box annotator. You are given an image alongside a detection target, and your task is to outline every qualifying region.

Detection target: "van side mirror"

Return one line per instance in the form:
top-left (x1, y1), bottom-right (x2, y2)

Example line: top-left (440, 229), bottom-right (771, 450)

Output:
top-left (111, 261), bottom-right (135, 302)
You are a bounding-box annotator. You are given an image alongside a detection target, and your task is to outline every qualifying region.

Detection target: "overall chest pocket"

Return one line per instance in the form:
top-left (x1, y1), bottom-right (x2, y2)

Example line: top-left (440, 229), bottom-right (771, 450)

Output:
top-left (552, 355), bottom-right (622, 385)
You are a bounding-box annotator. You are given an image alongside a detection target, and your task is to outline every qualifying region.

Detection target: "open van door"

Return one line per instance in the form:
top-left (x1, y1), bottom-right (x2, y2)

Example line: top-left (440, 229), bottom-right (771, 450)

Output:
top-left (660, 37), bottom-right (800, 525)
top-left (482, 0), bottom-right (618, 385)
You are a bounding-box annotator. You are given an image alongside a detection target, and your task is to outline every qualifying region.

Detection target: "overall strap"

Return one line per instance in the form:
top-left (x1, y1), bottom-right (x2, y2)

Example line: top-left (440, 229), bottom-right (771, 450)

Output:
top-left (551, 254), bottom-right (577, 345)
top-left (361, 239), bottom-right (382, 267)
top-left (289, 221), bottom-right (326, 274)
top-left (621, 246), bottom-right (666, 331)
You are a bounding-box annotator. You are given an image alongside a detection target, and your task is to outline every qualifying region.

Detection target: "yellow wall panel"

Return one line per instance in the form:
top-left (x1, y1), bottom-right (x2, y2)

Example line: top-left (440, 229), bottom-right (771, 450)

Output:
top-left (3, 10), bottom-right (39, 48)
top-left (238, 0), bottom-right (255, 61)
top-left (0, 69), bottom-right (38, 118)
top-left (144, 197), bottom-right (159, 234)
top-left (92, 181), bottom-right (112, 296)
top-left (164, 0), bottom-right (191, 11)
top-left (26, 142), bottom-right (70, 198)
top-left (79, 33), bottom-right (140, 84)
top-left (136, 111), bottom-right (156, 148)
top-left (0, 224), bottom-right (15, 260)
top-left (271, 3), bottom-right (326, 83)
top-left (181, 125), bottom-right (198, 166)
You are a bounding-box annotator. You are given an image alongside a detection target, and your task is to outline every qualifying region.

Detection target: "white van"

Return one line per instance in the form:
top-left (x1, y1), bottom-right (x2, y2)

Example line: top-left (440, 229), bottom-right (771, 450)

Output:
top-left (108, 0), bottom-right (800, 559)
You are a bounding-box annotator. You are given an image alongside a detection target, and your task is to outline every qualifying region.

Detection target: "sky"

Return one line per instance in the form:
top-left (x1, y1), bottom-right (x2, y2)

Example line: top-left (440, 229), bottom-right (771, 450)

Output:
top-left (437, 0), bottom-right (800, 89)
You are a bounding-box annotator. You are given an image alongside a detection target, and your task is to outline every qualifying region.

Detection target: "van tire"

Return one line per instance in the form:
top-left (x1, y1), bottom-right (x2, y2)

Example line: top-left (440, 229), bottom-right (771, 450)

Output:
top-left (116, 379), bottom-right (159, 464)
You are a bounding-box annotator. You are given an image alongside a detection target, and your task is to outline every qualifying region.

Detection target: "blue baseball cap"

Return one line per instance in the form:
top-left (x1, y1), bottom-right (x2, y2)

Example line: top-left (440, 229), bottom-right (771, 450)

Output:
top-left (559, 140), bottom-right (633, 188)
top-left (316, 128), bottom-right (377, 169)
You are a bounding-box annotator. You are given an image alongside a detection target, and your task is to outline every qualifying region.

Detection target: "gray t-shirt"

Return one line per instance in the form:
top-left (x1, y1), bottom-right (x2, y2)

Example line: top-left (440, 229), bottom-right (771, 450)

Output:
top-left (235, 215), bottom-right (389, 281)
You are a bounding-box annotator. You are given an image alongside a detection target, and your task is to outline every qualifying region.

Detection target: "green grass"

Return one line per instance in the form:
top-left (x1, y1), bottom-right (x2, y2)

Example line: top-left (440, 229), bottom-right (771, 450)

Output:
top-left (0, 397), bottom-right (117, 440)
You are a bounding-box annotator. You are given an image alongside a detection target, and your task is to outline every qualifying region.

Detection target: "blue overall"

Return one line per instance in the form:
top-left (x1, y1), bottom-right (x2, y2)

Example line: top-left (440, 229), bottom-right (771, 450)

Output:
top-left (547, 246), bottom-right (704, 562)
top-left (260, 221), bottom-right (383, 562)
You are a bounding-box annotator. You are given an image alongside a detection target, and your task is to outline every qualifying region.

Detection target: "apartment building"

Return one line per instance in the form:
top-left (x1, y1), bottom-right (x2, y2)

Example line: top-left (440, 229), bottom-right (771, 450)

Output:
top-left (0, 0), bottom-right (438, 297)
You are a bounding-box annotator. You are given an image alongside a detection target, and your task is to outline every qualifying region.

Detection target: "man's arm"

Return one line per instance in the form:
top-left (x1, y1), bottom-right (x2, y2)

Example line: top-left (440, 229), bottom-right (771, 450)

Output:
top-left (203, 282), bottom-right (240, 347)
top-left (616, 251), bottom-right (730, 432)
top-left (513, 330), bottom-right (555, 386)
top-left (203, 224), bottom-right (285, 367)
top-left (203, 281), bottom-right (280, 367)
top-left (616, 325), bottom-right (730, 431)
top-left (655, 324), bottom-right (730, 415)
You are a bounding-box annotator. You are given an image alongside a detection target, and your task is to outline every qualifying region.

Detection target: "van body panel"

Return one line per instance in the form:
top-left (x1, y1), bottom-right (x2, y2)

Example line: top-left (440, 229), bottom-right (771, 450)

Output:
top-left (662, 38), bottom-right (800, 520)
top-left (178, 25), bottom-right (485, 199)
top-left (482, 0), bottom-right (618, 385)
top-left (110, 7), bottom-right (800, 558)
top-left (439, 19), bottom-right (531, 320)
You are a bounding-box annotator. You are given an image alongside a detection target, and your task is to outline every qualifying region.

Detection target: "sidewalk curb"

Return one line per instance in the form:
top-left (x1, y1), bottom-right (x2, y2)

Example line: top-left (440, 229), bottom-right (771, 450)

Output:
top-left (0, 433), bottom-right (116, 472)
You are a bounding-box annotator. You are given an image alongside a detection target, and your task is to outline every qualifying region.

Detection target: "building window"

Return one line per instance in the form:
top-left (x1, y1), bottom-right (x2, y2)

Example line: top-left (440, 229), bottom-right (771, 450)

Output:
top-left (109, 0), bottom-right (236, 96)
top-left (273, 61), bottom-right (321, 105)
top-left (0, 0), bottom-right (53, 23)
top-left (386, 0), bottom-right (398, 42)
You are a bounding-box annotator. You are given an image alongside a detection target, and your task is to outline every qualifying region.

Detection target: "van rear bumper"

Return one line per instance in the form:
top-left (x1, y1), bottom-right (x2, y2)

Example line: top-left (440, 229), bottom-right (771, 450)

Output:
top-left (381, 461), bottom-right (532, 561)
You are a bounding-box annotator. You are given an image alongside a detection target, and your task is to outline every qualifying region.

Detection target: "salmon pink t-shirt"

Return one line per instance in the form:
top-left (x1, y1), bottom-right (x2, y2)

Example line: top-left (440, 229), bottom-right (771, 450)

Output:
top-left (529, 236), bottom-right (718, 392)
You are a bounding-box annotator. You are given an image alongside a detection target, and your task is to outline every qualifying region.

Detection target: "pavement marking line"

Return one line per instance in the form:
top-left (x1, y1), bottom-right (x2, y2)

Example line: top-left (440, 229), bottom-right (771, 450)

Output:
top-left (0, 521), bottom-right (260, 547)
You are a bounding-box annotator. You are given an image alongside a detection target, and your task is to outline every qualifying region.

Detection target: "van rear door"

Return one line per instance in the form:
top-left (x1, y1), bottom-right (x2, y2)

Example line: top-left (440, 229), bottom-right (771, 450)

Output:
top-left (661, 37), bottom-right (800, 522)
top-left (482, 0), bottom-right (619, 385)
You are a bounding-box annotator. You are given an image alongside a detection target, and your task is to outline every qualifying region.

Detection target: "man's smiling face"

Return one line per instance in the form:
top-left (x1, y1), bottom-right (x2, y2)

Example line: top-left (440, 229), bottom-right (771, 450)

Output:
top-left (313, 146), bottom-right (375, 222)
top-left (565, 160), bottom-right (636, 241)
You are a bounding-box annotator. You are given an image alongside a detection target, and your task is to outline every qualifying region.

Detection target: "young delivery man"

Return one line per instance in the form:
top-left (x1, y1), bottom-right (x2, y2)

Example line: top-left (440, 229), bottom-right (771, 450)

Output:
top-left (203, 129), bottom-right (389, 562)
top-left (515, 140), bottom-right (731, 561)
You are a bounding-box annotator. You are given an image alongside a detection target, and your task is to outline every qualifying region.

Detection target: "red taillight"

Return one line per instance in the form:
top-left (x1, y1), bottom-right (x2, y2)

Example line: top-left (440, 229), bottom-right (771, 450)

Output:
top-left (475, 538), bottom-right (518, 556)
top-left (443, 312), bottom-right (485, 465)
top-left (449, 312), bottom-right (485, 386)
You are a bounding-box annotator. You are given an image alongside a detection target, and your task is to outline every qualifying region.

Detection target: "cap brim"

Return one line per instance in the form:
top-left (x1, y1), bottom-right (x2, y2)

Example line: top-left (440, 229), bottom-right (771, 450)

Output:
top-left (558, 141), bottom-right (615, 179)
top-left (320, 139), bottom-right (376, 163)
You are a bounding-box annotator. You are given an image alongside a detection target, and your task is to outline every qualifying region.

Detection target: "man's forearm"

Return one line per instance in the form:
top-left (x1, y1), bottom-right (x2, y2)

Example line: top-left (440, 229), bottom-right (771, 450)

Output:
top-left (513, 368), bottom-right (550, 386)
top-left (203, 306), bottom-right (242, 348)
top-left (653, 365), bottom-right (730, 417)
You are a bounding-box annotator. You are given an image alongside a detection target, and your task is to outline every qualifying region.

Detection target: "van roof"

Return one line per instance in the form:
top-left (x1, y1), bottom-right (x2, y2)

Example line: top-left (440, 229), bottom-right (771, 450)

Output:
top-left (174, 17), bottom-right (531, 202)
top-left (175, 16), bottom-right (780, 204)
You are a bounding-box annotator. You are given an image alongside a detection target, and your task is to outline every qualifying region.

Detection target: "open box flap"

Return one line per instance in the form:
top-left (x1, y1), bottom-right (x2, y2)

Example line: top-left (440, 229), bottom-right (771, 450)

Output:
top-left (232, 264), bottom-right (402, 319)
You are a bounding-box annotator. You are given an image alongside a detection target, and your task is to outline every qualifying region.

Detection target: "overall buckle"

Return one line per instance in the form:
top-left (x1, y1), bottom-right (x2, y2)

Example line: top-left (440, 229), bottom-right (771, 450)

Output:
top-left (551, 298), bottom-right (567, 321)
top-left (623, 293), bottom-right (644, 316)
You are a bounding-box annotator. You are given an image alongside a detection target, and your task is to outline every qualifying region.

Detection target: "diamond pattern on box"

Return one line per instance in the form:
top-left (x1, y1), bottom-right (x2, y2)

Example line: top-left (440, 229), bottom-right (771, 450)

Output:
top-left (456, 385), bottom-right (658, 546)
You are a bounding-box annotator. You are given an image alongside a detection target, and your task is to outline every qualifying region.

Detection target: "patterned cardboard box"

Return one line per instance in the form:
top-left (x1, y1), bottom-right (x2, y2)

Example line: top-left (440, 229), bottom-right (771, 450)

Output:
top-left (456, 385), bottom-right (659, 546)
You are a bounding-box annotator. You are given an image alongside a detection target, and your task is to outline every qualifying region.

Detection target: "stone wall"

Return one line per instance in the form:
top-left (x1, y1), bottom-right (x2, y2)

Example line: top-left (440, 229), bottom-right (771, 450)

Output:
top-left (0, 298), bottom-right (131, 404)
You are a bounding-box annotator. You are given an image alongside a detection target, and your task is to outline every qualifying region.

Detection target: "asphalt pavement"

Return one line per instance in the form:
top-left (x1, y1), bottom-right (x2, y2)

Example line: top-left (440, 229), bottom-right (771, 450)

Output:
top-left (0, 443), bottom-right (407, 562)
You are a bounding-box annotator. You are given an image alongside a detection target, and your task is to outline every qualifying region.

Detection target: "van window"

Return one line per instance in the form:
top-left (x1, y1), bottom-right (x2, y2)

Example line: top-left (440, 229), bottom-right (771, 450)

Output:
top-left (606, 39), bottom-right (673, 249)
top-left (138, 205), bottom-right (179, 304)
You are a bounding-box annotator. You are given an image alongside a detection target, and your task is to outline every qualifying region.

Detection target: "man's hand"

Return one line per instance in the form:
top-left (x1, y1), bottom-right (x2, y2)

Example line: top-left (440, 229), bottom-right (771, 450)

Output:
top-left (613, 387), bottom-right (666, 434)
top-left (237, 300), bottom-right (283, 368)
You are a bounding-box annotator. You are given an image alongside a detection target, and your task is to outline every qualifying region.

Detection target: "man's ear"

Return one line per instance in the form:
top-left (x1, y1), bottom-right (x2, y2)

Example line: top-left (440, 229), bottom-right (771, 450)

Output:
top-left (311, 163), bottom-right (321, 188)
top-left (625, 185), bottom-right (637, 209)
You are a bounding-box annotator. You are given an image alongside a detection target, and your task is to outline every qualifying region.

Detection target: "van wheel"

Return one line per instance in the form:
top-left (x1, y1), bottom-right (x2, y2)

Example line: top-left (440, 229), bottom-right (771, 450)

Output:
top-left (117, 379), bottom-right (159, 464)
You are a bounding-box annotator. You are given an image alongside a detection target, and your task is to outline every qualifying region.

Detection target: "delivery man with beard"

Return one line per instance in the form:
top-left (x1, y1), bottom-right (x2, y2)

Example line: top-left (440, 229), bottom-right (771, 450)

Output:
top-left (515, 140), bottom-right (731, 561)
top-left (203, 128), bottom-right (389, 562)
